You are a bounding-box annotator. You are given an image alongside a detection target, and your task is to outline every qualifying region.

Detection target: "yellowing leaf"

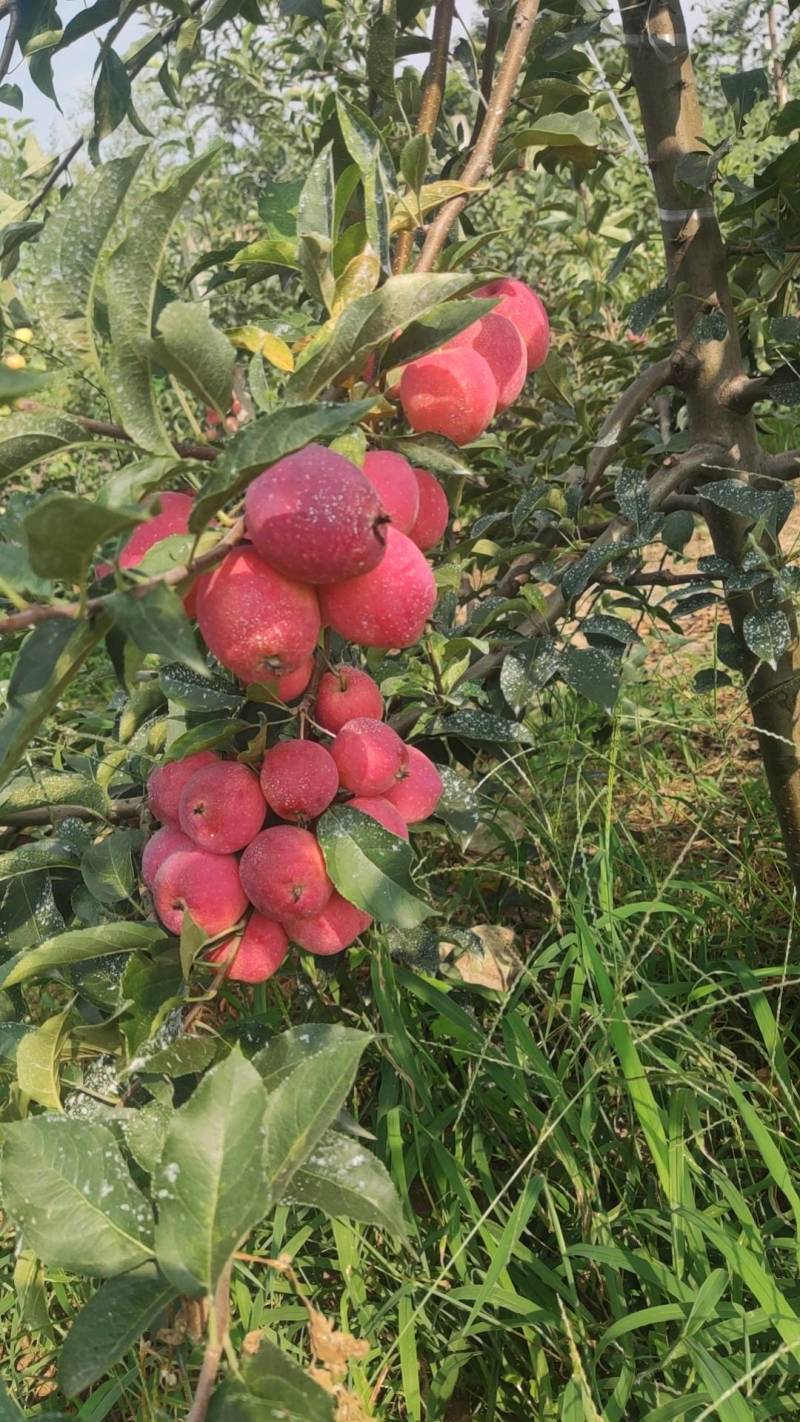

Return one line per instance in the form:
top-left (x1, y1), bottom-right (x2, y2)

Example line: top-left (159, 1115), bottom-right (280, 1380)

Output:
top-left (332, 251), bottom-right (381, 317)
top-left (390, 181), bottom-right (488, 233)
top-left (225, 325), bottom-right (295, 372)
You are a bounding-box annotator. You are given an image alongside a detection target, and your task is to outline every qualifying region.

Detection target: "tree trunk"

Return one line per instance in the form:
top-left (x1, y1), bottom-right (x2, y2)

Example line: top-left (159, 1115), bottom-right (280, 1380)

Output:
top-left (620, 0), bottom-right (800, 889)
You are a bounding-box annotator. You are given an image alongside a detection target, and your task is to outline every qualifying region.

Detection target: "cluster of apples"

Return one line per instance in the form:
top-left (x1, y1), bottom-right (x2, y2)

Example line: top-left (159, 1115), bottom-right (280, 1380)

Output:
top-left (396, 277), bottom-right (550, 446)
top-left (141, 666), bottom-right (443, 981)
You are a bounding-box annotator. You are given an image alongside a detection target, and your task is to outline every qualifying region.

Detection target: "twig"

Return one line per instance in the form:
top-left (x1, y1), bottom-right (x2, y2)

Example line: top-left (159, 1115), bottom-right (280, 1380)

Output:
top-left (469, 11), bottom-right (500, 146)
top-left (393, 0), bottom-right (456, 275)
top-left (595, 569), bottom-right (718, 587)
top-left (186, 1260), bottom-right (232, 1422)
top-left (0, 0), bottom-right (19, 86)
top-left (761, 449), bottom-right (800, 481)
top-left (414, 0), bottom-right (541, 273)
top-left (584, 355), bottom-right (692, 496)
top-left (0, 797), bottom-right (142, 827)
top-left (0, 518), bottom-right (245, 637)
top-left (72, 415), bottom-right (220, 463)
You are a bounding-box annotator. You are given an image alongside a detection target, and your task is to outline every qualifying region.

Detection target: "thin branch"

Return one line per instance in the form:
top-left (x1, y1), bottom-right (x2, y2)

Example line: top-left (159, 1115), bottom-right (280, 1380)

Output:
top-left (469, 11), bottom-right (501, 146)
top-left (72, 415), bottom-right (220, 462)
top-left (0, 0), bottom-right (19, 87)
top-left (760, 449), bottom-right (800, 481)
top-left (583, 354), bottom-right (695, 496)
top-left (186, 1261), bottom-right (232, 1422)
top-left (0, 797), bottom-right (142, 828)
top-left (595, 569), bottom-right (717, 588)
top-left (0, 518), bottom-right (245, 637)
top-left (414, 0), bottom-right (541, 273)
top-left (393, 0), bottom-right (456, 275)
top-left (390, 442), bottom-right (721, 735)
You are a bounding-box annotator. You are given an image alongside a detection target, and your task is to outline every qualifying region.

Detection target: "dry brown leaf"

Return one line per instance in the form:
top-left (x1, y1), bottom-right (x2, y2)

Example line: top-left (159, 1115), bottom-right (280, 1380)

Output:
top-left (441, 923), bottom-right (522, 992)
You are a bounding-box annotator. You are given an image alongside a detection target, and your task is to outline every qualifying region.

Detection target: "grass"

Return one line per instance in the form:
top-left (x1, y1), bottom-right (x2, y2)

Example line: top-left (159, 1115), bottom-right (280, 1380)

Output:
top-left (6, 628), bottom-right (800, 1421)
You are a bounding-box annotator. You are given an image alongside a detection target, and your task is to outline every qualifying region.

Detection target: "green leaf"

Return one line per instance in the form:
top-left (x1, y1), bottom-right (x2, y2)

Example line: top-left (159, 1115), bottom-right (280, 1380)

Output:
top-left (0, 836), bottom-right (80, 880)
top-left (0, 618), bottom-right (110, 790)
top-left (436, 709), bottom-right (536, 745)
top-left (16, 1006), bottom-right (71, 1110)
top-left (131, 1034), bottom-right (219, 1078)
top-left (0, 768), bottom-right (108, 817)
top-left (153, 1049), bottom-right (269, 1296)
top-left (189, 399), bottom-right (375, 531)
top-left (661, 508), bottom-right (695, 553)
top-left (162, 718), bottom-right (249, 761)
top-left (367, 4), bottom-right (397, 102)
top-left (742, 607), bottom-right (791, 669)
top-left (387, 297), bottom-right (496, 368)
top-left (209, 1337), bottom-right (334, 1422)
top-left (365, 156), bottom-right (392, 274)
top-left (297, 143), bottom-right (335, 311)
top-left (286, 272), bottom-right (475, 400)
top-left (81, 829), bottom-right (143, 905)
top-left (59, 1274), bottom-right (176, 1398)
top-left (500, 643), bottom-right (560, 712)
top-left (0, 84), bottom-right (23, 109)
top-left (120, 1099), bottom-right (173, 1174)
top-left (285, 1129), bottom-right (407, 1237)
top-left (0, 922), bottom-right (167, 989)
top-left (13, 1249), bottom-right (50, 1333)
top-left (627, 281), bottom-right (671, 335)
top-left (108, 584), bottom-right (209, 677)
top-left (104, 147), bottom-right (221, 453)
top-left (159, 663), bottom-right (242, 712)
top-left (0, 367), bottom-right (53, 400)
top-left (92, 48), bottom-right (131, 148)
top-left (700, 479), bottom-right (794, 533)
top-left (512, 109), bottom-right (602, 159)
top-left (0, 412), bottom-right (94, 482)
top-left (0, 1117), bottom-right (154, 1276)
top-left (252, 1023), bottom-right (366, 1091)
top-left (258, 1027), bottom-right (371, 1204)
top-left (36, 148), bottom-right (145, 361)
top-left (230, 235), bottom-right (299, 269)
top-left (24, 493), bottom-right (142, 582)
top-left (560, 645), bottom-right (620, 712)
top-left (147, 302), bottom-right (235, 418)
top-left (0, 1381), bottom-right (24, 1419)
top-left (317, 805), bottom-right (435, 929)
top-left (400, 133), bottom-right (430, 196)
top-left (721, 67), bottom-right (769, 122)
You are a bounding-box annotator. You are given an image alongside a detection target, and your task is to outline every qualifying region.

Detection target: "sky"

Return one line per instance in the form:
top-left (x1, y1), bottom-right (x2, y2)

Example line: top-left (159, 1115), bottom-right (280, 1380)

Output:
top-left (7, 0), bottom-right (705, 152)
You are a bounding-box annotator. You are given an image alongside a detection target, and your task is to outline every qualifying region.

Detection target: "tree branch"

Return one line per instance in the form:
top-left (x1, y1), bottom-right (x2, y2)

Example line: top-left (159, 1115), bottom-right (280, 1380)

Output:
top-left (393, 0), bottom-right (456, 275)
top-left (583, 352), bottom-right (696, 496)
top-left (760, 449), bottom-right (800, 481)
top-left (186, 1261), bottom-right (232, 1422)
top-left (0, 797), bottom-right (142, 828)
top-left (390, 442), bottom-right (721, 733)
top-left (0, 0), bottom-right (19, 86)
top-left (414, 0), bottom-right (540, 273)
top-left (0, 518), bottom-right (244, 638)
top-left (72, 415), bottom-right (220, 463)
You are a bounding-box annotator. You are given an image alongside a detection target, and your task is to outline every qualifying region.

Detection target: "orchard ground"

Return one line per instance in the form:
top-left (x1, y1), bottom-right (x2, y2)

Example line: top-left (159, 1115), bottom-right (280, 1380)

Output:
top-left (1, 559), bottom-right (791, 1418)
